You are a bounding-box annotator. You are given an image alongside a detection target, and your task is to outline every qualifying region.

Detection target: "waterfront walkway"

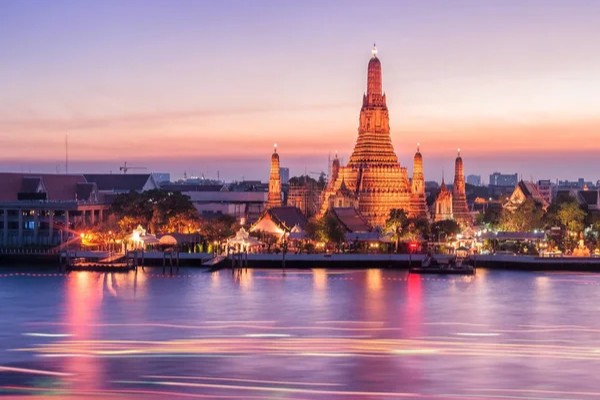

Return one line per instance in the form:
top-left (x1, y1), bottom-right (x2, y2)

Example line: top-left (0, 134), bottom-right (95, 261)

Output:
top-left (3, 249), bottom-right (600, 271)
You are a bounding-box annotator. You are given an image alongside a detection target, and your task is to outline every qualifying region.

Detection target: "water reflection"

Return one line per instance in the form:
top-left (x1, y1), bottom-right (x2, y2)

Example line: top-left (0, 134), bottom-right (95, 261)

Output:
top-left (64, 272), bottom-right (105, 393)
top-left (2, 268), bottom-right (600, 399)
top-left (312, 268), bottom-right (327, 291)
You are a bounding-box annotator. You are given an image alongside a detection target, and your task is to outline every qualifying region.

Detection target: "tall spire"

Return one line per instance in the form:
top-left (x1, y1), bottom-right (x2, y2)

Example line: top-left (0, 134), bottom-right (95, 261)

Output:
top-left (267, 146), bottom-right (282, 208)
top-left (452, 149), bottom-right (471, 225)
top-left (371, 43), bottom-right (378, 58)
top-left (409, 143), bottom-right (428, 218)
top-left (366, 44), bottom-right (383, 101)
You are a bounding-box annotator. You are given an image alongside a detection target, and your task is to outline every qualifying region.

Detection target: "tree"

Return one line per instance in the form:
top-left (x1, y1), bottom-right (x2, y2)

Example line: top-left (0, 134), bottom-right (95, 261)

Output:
top-left (406, 217), bottom-right (431, 242)
top-left (499, 198), bottom-right (544, 232)
top-left (305, 214), bottom-right (346, 251)
top-left (557, 200), bottom-right (586, 251)
top-left (431, 220), bottom-right (461, 242)
top-left (110, 190), bottom-right (200, 235)
top-left (198, 214), bottom-right (238, 242)
top-left (384, 209), bottom-right (409, 252)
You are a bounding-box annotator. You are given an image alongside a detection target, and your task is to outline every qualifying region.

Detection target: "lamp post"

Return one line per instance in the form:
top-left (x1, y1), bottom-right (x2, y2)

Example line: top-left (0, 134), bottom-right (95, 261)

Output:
top-left (282, 230), bottom-right (289, 270)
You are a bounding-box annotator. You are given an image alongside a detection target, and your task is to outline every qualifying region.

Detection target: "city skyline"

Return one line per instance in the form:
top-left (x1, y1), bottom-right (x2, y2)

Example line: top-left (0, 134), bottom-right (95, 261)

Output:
top-left (2, 1), bottom-right (600, 181)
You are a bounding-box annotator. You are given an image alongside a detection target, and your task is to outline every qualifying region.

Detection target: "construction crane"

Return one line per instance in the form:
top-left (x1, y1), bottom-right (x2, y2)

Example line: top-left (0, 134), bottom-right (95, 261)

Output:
top-left (119, 162), bottom-right (147, 174)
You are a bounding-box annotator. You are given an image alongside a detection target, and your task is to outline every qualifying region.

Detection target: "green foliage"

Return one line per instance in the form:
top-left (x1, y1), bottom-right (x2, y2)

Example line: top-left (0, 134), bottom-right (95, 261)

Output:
top-left (478, 205), bottom-right (502, 228)
top-left (499, 198), bottom-right (544, 232)
top-left (305, 214), bottom-right (346, 248)
top-left (557, 200), bottom-right (586, 234)
top-left (431, 220), bottom-right (461, 241)
top-left (109, 190), bottom-right (199, 234)
top-left (198, 214), bottom-right (238, 242)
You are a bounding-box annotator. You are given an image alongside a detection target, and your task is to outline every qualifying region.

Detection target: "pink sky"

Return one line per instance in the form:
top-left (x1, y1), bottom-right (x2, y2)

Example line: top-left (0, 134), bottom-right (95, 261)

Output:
top-left (1, 1), bottom-right (599, 183)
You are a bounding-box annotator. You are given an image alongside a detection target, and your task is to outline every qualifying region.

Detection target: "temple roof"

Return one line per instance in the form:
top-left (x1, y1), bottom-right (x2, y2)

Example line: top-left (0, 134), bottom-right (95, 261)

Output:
top-left (331, 207), bottom-right (371, 233)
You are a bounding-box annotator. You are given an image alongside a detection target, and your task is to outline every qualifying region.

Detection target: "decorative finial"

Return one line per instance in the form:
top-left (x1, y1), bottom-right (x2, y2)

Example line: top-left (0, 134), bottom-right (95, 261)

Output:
top-left (372, 43), bottom-right (377, 57)
top-left (457, 148), bottom-right (461, 157)
top-left (417, 142), bottom-right (420, 152)
top-left (335, 150), bottom-right (338, 158)
top-left (274, 143), bottom-right (277, 153)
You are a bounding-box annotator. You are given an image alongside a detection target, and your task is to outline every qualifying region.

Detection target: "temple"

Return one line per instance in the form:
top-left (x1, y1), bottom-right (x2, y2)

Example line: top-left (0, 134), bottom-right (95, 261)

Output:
top-left (266, 145), bottom-right (281, 209)
top-left (434, 177), bottom-right (453, 222)
top-left (320, 45), bottom-right (411, 227)
top-left (452, 149), bottom-right (472, 225)
top-left (409, 144), bottom-right (428, 219)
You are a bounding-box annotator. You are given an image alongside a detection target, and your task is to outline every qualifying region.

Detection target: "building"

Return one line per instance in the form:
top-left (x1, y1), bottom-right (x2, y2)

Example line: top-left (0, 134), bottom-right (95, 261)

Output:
top-left (320, 45), bottom-right (412, 227)
top-left (466, 174), bottom-right (481, 186)
top-left (504, 180), bottom-right (550, 211)
top-left (279, 167), bottom-right (290, 185)
top-left (536, 179), bottom-right (553, 205)
top-left (267, 146), bottom-right (282, 209)
top-left (84, 174), bottom-right (158, 197)
top-left (0, 173), bottom-right (108, 247)
top-left (287, 175), bottom-right (323, 218)
top-left (557, 178), bottom-right (593, 190)
top-left (409, 145), bottom-right (428, 219)
top-left (151, 173), bottom-right (171, 185)
top-left (184, 191), bottom-right (267, 223)
top-left (434, 179), bottom-right (453, 222)
top-left (489, 172), bottom-right (518, 187)
top-left (452, 150), bottom-right (472, 225)
top-left (250, 206), bottom-right (307, 237)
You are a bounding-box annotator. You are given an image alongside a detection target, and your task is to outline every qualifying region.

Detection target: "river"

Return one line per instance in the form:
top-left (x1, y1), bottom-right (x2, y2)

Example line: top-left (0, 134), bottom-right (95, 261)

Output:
top-left (1, 266), bottom-right (600, 399)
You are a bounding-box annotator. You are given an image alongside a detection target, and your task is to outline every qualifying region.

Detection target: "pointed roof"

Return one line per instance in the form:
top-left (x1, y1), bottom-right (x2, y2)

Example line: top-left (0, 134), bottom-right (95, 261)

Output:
top-left (331, 207), bottom-right (372, 233)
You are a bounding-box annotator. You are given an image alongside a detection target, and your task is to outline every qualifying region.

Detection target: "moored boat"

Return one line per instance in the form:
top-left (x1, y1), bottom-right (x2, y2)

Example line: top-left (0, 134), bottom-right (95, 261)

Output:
top-left (410, 254), bottom-right (475, 275)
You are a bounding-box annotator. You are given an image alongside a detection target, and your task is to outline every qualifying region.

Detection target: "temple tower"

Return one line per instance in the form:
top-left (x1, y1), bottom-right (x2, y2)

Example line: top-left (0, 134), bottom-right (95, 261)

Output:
top-left (434, 178), bottom-right (453, 222)
top-left (267, 145), bottom-right (282, 208)
top-left (409, 144), bottom-right (428, 219)
top-left (320, 45), bottom-right (410, 226)
top-left (452, 149), bottom-right (471, 225)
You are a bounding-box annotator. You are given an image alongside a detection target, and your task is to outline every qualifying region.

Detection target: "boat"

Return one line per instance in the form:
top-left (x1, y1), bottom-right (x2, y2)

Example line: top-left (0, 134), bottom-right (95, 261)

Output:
top-left (410, 254), bottom-right (475, 275)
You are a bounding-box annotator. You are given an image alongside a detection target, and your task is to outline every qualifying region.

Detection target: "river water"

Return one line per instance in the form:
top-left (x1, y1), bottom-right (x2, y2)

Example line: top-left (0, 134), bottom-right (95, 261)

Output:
top-left (1, 267), bottom-right (600, 399)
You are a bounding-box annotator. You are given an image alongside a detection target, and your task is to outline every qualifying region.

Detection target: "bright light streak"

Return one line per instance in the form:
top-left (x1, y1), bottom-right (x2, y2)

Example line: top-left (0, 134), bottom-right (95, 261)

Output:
top-left (23, 332), bottom-right (73, 338)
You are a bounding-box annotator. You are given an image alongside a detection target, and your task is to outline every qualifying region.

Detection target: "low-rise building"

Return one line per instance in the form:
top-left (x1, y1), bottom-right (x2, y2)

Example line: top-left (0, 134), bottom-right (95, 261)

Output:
top-left (0, 173), bottom-right (108, 247)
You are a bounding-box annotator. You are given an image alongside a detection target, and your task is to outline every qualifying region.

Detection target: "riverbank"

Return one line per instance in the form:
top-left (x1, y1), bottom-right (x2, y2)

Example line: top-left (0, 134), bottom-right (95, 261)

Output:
top-left (2, 251), bottom-right (600, 271)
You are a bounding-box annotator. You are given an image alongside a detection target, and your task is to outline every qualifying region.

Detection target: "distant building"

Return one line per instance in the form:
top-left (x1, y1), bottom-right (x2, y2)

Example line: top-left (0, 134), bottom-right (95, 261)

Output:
top-left (84, 174), bottom-right (158, 196)
top-left (489, 172), bottom-right (518, 187)
top-left (504, 180), bottom-right (549, 211)
top-left (287, 175), bottom-right (323, 218)
top-left (466, 174), bottom-right (481, 186)
top-left (536, 180), bottom-right (553, 205)
top-left (151, 173), bottom-right (171, 184)
top-left (229, 180), bottom-right (268, 192)
top-left (279, 167), bottom-right (290, 185)
top-left (557, 178), bottom-right (593, 190)
top-left (185, 191), bottom-right (267, 223)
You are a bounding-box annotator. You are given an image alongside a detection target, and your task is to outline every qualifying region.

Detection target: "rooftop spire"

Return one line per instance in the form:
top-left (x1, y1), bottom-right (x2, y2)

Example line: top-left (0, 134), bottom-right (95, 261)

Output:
top-left (366, 44), bottom-right (383, 101)
top-left (274, 143), bottom-right (277, 153)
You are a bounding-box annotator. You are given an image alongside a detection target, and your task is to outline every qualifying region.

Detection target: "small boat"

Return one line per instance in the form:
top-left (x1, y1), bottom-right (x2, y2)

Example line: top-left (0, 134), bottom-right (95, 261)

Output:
top-left (410, 254), bottom-right (475, 275)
